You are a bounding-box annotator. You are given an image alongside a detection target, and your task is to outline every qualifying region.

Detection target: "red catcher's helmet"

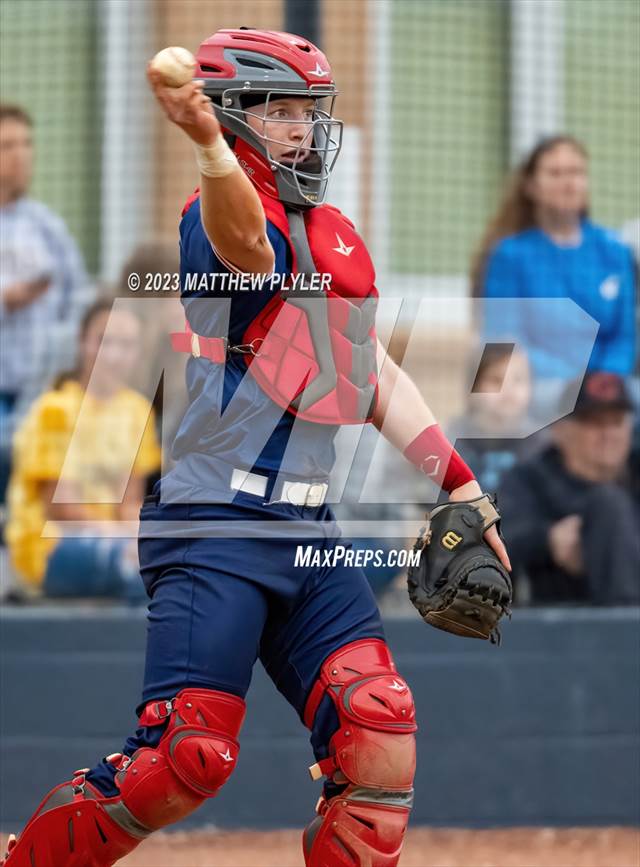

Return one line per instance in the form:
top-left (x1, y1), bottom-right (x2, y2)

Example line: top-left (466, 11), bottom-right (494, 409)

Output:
top-left (195, 28), bottom-right (343, 209)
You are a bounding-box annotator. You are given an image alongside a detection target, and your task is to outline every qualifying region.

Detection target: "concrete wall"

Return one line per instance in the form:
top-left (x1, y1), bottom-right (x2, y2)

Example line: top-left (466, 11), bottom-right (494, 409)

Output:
top-left (1, 607), bottom-right (638, 830)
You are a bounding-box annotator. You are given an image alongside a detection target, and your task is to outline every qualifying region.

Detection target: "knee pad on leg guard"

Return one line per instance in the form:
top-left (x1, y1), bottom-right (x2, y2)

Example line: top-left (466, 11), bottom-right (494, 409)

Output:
top-left (302, 639), bottom-right (417, 867)
top-left (1, 688), bottom-right (245, 867)
top-left (114, 687), bottom-right (245, 829)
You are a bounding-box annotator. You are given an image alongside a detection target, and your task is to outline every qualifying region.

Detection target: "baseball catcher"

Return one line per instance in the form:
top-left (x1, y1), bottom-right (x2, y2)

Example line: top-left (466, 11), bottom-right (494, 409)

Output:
top-left (408, 495), bottom-right (512, 644)
top-left (2, 27), bottom-right (511, 867)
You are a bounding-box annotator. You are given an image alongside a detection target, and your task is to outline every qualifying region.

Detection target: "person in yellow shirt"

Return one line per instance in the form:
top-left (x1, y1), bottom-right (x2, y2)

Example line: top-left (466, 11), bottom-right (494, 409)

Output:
top-left (5, 297), bottom-right (161, 599)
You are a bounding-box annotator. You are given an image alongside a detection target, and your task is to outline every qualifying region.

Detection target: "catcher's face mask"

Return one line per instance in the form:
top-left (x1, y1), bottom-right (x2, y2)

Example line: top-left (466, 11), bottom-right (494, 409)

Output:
top-left (221, 89), bottom-right (342, 206)
top-left (197, 28), bottom-right (342, 208)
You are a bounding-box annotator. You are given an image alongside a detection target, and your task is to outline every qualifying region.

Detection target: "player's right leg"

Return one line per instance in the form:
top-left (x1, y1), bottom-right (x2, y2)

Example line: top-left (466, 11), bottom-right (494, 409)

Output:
top-left (2, 497), bottom-right (270, 867)
top-left (0, 687), bottom-right (245, 867)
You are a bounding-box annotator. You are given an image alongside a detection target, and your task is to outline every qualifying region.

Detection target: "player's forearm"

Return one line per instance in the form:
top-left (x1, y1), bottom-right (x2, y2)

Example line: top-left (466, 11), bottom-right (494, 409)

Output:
top-left (372, 340), bottom-right (475, 495)
top-left (371, 343), bottom-right (436, 449)
top-left (198, 169), bottom-right (274, 274)
top-left (146, 65), bottom-right (274, 275)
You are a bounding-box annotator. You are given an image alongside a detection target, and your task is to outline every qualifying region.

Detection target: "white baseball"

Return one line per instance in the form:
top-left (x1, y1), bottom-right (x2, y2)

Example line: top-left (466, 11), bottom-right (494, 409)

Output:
top-left (149, 46), bottom-right (196, 88)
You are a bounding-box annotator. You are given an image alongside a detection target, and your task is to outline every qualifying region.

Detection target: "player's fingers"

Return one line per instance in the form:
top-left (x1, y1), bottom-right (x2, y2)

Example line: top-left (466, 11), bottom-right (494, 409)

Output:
top-left (148, 69), bottom-right (196, 101)
top-left (484, 525), bottom-right (512, 572)
top-left (157, 84), bottom-right (198, 116)
top-left (182, 83), bottom-right (206, 109)
top-left (146, 65), bottom-right (165, 90)
top-left (187, 87), bottom-right (214, 116)
top-left (147, 73), bottom-right (218, 134)
top-left (147, 72), bottom-right (182, 108)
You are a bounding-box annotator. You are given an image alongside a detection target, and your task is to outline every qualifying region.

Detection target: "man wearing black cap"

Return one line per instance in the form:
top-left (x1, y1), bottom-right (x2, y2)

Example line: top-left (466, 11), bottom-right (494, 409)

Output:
top-left (498, 372), bottom-right (639, 604)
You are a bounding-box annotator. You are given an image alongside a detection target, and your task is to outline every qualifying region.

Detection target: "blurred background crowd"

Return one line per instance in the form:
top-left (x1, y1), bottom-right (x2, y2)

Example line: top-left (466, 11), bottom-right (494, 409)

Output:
top-left (0, 0), bottom-right (638, 610)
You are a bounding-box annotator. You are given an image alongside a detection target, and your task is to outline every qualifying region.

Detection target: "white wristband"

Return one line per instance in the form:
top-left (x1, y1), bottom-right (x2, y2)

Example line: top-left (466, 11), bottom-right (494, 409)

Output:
top-left (193, 136), bottom-right (237, 178)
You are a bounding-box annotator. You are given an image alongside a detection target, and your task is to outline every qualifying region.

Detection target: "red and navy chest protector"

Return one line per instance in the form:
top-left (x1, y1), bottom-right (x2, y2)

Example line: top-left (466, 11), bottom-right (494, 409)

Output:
top-left (177, 190), bottom-right (378, 422)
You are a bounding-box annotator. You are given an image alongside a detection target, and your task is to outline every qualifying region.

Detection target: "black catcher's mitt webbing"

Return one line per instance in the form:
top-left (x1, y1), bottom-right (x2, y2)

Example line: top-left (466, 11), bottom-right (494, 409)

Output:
top-left (407, 494), bottom-right (512, 644)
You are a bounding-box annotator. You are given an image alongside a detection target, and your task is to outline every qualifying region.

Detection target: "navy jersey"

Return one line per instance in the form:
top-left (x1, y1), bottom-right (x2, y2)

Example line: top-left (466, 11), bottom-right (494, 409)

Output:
top-left (170, 197), bottom-right (339, 481)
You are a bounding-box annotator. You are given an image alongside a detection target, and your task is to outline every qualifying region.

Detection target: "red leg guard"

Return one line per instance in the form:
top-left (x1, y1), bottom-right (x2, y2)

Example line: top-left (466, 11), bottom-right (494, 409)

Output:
top-left (304, 797), bottom-right (410, 867)
top-left (302, 639), bottom-right (417, 867)
top-left (116, 687), bottom-right (245, 830)
top-left (1, 687), bottom-right (245, 867)
top-left (0, 779), bottom-right (145, 867)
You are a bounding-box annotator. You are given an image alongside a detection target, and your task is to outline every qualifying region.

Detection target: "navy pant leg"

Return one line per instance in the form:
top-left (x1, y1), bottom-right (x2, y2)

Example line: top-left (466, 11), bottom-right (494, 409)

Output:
top-left (259, 545), bottom-right (386, 762)
top-left (87, 499), bottom-right (387, 800)
top-left (87, 500), bottom-right (271, 795)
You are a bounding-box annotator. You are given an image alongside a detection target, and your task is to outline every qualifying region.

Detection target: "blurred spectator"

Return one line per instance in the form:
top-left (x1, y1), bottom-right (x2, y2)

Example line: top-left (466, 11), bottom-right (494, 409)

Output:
top-left (447, 344), bottom-right (545, 491)
top-left (5, 298), bottom-right (161, 600)
top-left (498, 372), bottom-right (639, 605)
top-left (117, 240), bottom-right (187, 454)
top-left (472, 136), bottom-right (636, 410)
top-left (0, 103), bottom-right (91, 501)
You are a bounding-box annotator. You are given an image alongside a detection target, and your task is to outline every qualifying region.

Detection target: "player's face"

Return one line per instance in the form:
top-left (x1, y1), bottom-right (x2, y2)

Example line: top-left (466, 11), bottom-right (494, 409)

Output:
top-left (244, 97), bottom-right (316, 164)
top-left (0, 118), bottom-right (33, 201)
top-left (80, 309), bottom-right (141, 393)
top-left (527, 143), bottom-right (589, 218)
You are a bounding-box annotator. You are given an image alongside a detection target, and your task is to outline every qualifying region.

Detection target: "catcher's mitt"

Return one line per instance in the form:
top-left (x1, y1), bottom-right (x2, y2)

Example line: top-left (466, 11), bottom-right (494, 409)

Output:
top-left (407, 494), bottom-right (512, 644)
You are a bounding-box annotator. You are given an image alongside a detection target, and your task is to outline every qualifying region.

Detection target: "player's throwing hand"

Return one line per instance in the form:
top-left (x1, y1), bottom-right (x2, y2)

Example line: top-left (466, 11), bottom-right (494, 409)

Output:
top-left (146, 66), bottom-right (220, 147)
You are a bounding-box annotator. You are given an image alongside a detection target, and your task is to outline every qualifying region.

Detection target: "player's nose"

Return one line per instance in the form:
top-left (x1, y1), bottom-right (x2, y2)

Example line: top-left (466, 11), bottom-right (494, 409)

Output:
top-left (290, 115), bottom-right (313, 141)
top-left (288, 122), bottom-right (306, 142)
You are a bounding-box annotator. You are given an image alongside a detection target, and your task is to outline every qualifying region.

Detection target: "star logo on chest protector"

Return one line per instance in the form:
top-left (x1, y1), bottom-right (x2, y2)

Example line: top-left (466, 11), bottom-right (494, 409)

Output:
top-left (333, 233), bottom-right (355, 257)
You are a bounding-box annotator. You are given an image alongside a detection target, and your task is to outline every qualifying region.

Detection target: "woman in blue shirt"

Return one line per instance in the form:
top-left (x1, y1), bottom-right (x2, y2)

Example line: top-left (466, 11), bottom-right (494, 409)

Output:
top-left (472, 136), bottom-right (636, 400)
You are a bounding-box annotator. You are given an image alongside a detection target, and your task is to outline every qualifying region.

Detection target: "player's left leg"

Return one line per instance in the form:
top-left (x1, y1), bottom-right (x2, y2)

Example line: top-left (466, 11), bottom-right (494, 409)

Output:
top-left (260, 546), bottom-right (417, 867)
top-left (301, 638), bottom-right (417, 867)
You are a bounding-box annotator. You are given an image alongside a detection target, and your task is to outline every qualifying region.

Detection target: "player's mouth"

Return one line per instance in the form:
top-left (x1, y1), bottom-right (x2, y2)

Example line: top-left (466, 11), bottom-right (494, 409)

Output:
top-left (279, 149), bottom-right (311, 165)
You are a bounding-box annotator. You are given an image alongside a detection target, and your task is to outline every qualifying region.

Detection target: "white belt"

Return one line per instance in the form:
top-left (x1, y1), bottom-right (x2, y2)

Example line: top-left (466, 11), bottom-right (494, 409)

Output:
top-left (230, 467), bottom-right (328, 507)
